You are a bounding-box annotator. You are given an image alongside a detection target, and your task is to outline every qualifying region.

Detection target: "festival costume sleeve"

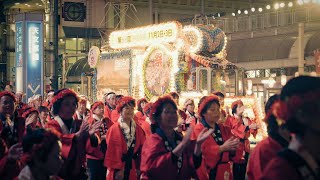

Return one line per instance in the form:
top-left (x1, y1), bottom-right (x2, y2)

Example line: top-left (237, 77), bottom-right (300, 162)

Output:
top-left (225, 116), bottom-right (246, 139)
top-left (46, 120), bottom-right (75, 159)
top-left (104, 106), bottom-right (112, 120)
top-left (140, 134), bottom-right (179, 176)
top-left (261, 157), bottom-right (300, 180)
top-left (104, 123), bottom-right (126, 169)
top-left (110, 110), bottom-right (120, 124)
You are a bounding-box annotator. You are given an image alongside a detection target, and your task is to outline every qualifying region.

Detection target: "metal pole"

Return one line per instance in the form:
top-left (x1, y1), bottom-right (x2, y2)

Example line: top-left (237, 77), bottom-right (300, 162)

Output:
top-left (149, 0), bottom-right (153, 24)
top-left (53, 0), bottom-right (59, 90)
top-left (298, 23), bottom-right (305, 74)
top-left (201, 0), bottom-right (205, 15)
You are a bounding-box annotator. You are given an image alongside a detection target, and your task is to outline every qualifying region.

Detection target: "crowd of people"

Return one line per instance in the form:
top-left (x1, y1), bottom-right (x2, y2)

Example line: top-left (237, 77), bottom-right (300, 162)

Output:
top-left (0, 75), bottom-right (319, 180)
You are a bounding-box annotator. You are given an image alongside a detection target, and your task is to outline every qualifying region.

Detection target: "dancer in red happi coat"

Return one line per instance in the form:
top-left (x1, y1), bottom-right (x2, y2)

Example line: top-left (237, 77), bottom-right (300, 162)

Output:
top-left (139, 102), bottom-right (153, 137)
top-left (86, 101), bottom-right (113, 180)
top-left (225, 100), bottom-right (258, 180)
top-left (103, 92), bottom-right (116, 120)
top-left (46, 88), bottom-right (100, 179)
top-left (104, 96), bottom-right (146, 180)
top-left (0, 91), bottom-right (25, 179)
top-left (247, 94), bottom-right (290, 180)
top-left (261, 76), bottom-right (320, 180)
top-left (191, 95), bottom-right (239, 180)
top-left (140, 96), bottom-right (213, 180)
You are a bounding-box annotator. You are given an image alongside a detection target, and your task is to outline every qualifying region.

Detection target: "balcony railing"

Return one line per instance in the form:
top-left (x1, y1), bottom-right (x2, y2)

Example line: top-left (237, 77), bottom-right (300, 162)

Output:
top-left (213, 6), bottom-right (320, 33)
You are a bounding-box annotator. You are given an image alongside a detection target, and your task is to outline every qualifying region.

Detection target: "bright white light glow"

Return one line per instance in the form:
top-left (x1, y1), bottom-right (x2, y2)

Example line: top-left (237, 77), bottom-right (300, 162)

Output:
top-left (288, 2), bottom-right (293, 7)
top-left (280, 2), bottom-right (285, 7)
top-left (251, 7), bottom-right (255, 12)
top-left (297, 0), bottom-right (303, 5)
top-left (244, 10), bottom-right (248, 14)
top-left (182, 26), bottom-right (203, 54)
top-left (109, 22), bottom-right (181, 49)
top-left (258, 8), bottom-right (263, 12)
top-left (266, 5), bottom-right (271, 9)
top-left (232, 13), bottom-right (236, 16)
top-left (238, 10), bottom-right (241, 14)
top-left (274, 3), bottom-right (280, 10)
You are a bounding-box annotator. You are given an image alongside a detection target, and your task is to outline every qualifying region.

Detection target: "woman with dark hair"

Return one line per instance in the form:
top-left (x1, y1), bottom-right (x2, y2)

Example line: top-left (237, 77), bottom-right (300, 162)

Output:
top-left (247, 94), bottom-right (290, 180)
top-left (86, 101), bottom-right (113, 180)
top-left (18, 128), bottom-right (63, 180)
top-left (225, 100), bottom-right (258, 180)
top-left (135, 98), bottom-right (148, 125)
top-left (192, 95), bottom-right (239, 180)
top-left (168, 92), bottom-right (187, 131)
top-left (22, 107), bottom-right (40, 129)
top-left (46, 88), bottom-right (100, 179)
top-left (140, 96), bottom-right (213, 179)
top-left (262, 76), bottom-right (320, 180)
top-left (139, 102), bottom-right (153, 137)
top-left (212, 91), bottom-right (228, 124)
top-left (0, 91), bottom-right (25, 179)
top-left (104, 96), bottom-right (146, 180)
top-left (110, 95), bottom-right (124, 123)
top-left (183, 98), bottom-right (198, 128)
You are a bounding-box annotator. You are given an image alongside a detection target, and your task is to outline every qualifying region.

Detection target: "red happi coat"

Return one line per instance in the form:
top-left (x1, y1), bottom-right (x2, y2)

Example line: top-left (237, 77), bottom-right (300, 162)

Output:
top-left (110, 110), bottom-right (120, 124)
top-left (191, 123), bottom-right (233, 180)
top-left (104, 122), bottom-right (146, 180)
top-left (46, 116), bottom-right (87, 179)
top-left (86, 116), bottom-right (113, 160)
top-left (104, 105), bottom-right (113, 120)
top-left (135, 111), bottom-right (146, 126)
top-left (225, 116), bottom-right (257, 163)
top-left (16, 102), bottom-right (28, 117)
top-left (261, 149), bottom-right (319, 180)
top-left (140, 132), bottom-right (198, 180)
top-left (139, 120), bottom-right (152, 138)
top-left (185, 111), bottom-right (198, 128)
top-left (0, 115), bottom-right (25, 180)
top-left (247, 136), bottom-right (286, 180)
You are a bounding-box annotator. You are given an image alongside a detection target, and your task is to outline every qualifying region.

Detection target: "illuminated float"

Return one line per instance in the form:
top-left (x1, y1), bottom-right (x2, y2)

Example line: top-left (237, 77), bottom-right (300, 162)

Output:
top-left (93, 21), bottom-right (266, 141)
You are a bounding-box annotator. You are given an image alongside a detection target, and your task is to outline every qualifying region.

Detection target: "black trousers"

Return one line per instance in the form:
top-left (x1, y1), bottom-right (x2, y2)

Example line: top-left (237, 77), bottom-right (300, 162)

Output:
top-left (87, 159), bottom-right (106, 180)
top-left (233, 152), bottom-right (249, 180)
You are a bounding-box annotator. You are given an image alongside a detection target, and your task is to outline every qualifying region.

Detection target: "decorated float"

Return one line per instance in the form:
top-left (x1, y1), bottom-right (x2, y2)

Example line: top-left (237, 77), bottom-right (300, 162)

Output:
top-left (90, 21), bottom-right (267, 140)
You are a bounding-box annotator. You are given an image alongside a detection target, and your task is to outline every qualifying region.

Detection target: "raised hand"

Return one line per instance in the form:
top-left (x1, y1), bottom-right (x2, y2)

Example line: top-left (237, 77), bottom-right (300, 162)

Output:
top-left (220, 136), bottom-right (239, 152)
top-left (89, 120), bottom-right (102, 135)
top-left (196, 128), bottom-right (214, 145)
top-left (76, 120), bottom-right (90, 139)
top-left (25, 113), bottom-right (38, 128)
top-left (7, 143), bottom-right (23, 160)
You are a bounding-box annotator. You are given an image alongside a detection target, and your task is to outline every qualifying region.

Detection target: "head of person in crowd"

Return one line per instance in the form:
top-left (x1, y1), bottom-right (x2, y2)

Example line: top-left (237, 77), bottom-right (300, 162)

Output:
top-left (143, 102), bottom-right (153, 118)
top-left (77, 98), bottom-right (88, 115)
top-left (212, 91), bottom-right (225, 107)
top-left (21, 128), bottom-right (62, 178)
top-left (231, 100), bottom-right (245, 117)
top-left (5, 85), bottom-right (13, 92)
top-left (91, 101), bottom-right (105, 118)
top-left (183, 98), bottom-right (195, 113)
top-left (198, 95), bottom-right (221, 125)
top-left (46, 90), bottom-right (55, 103)
top-left (0, 91), bottom-right (16, 116)
top-left (33, 95), bottom-right (43, 109)
top-left (52, 88), bottom-right (79, 120)
top-left (264, 94), bottom-right (289, 142)
top-left (22, 107), bottom-right (39, 129)
top-left (115, 94), bottom-right (124, 106)
top-left (104, 92), bottom-right (116, 109)
top-left (15, 91), bottom-right (25, 104)
top-left (169, 92), bottom-right (180, 106)
top-left (117, 96), bottom-right (135, 121)
top-left (38, 106), bottom-right (49, 122)
top-left (137, 98), bottom-right (148, 115)
top-left (151, 96), bottom-right (178, 131)
top-left (277, 76), bottom-right (320, 162)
